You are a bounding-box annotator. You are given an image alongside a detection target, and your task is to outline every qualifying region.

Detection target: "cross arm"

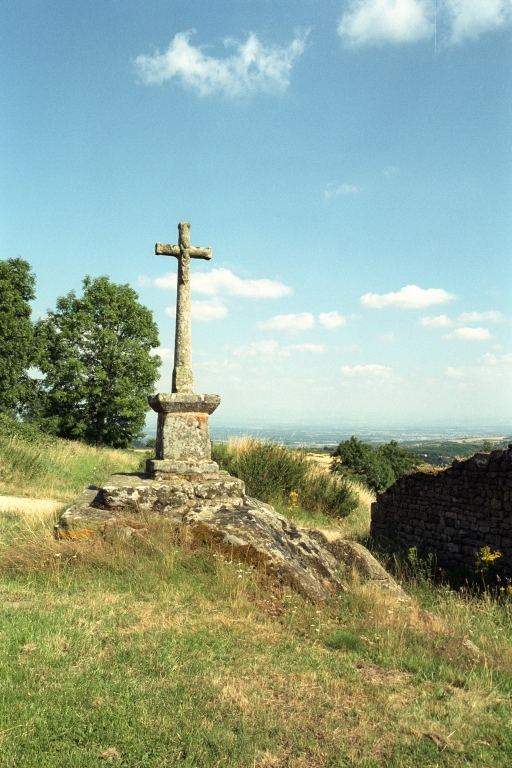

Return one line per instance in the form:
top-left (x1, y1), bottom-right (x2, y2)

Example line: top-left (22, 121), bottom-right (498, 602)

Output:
top-left (155, 243), bottom-right (212, 260)
top-left (155, 243), bottom-right (180, 256)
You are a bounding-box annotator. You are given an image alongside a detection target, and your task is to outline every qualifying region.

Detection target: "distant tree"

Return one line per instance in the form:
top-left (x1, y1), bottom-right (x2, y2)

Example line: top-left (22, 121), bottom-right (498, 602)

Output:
top-left (331, 436), bottom-right (420, 493)
top-left (376, 440), bottom-right (420, 478)
top-left (0, 258), bottom-right (38, 413)
top-left (481, 440), bottom-right (494, 453)
top-left (34, 276), bottom-right (161, 448)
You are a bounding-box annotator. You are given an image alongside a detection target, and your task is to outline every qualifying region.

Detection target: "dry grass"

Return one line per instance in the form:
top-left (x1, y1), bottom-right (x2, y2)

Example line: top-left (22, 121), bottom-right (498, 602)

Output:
top-left (1, 507), bottom-right (511, 766)
top-left (0, 435), bottom-right (143, 502)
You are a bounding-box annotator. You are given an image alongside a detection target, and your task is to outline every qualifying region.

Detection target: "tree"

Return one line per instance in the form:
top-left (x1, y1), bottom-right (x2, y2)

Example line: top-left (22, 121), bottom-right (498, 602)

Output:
top-left (376, 440), bottom-right (420, 479)
top-left (331, 436), bottom-right (420, 493)
top-left (35, 276), bottom-right (161, 448)
top-left (0, 258), bottom-right (37, 413)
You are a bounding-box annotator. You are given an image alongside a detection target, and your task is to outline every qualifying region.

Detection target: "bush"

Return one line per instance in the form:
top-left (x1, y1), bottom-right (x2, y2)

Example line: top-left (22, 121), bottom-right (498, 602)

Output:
top-left (331, 436), bottom-right (421, 493)
top-left (0, 412), bottom-right (57, 445)
top-left (212, 438), bottom-right (358, 518)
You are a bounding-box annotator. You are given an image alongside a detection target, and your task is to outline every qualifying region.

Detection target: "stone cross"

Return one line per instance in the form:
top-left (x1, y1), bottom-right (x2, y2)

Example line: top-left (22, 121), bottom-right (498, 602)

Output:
top-left (156, 222), bottom-right (211, 393)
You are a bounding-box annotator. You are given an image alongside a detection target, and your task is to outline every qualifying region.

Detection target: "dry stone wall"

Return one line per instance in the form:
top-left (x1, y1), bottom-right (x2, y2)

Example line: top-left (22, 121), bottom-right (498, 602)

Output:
top-left (371, 446), bottom-right (512, 576)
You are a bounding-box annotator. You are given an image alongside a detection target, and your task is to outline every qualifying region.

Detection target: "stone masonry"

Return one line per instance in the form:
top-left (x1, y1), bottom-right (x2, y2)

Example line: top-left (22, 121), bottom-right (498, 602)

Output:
top-left (371, 445), bottom-right (512, 577)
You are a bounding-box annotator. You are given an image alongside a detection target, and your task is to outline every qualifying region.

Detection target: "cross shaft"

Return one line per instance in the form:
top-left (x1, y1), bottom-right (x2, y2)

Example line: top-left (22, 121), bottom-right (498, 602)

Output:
top-left (155, 222), bottom-right (211, 393)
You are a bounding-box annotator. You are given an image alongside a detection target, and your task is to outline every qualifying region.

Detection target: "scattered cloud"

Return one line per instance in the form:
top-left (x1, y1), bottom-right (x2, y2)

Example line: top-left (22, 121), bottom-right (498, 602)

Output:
top-left (419, 314), bottom-right (453, 328)
top-left (339, 343), bottom-right (361, 352)
top-left (457, 310), bottom-right (506, 324)
top-left (319, 311), bottom-right (347, 329)
top-left (232, 340), bottom-right (289, 359)
top-left (288, 343), bottom-right (325, 353)
top-left (231, 339), bottom-right (325, 358)
top-left (324, 183), bottom-right (359, 199)
top-left (155, 267), bottom-right (292, 298)
top-left (166, 297), bottom-right (228, 321)
top-left (196, 359), bottom-right (241, 373)
top-left (337, 0), bottom-right (512, 47)
top-left (134, 29), bottom-right (309, 97)
top-left (338, 0), bottom-right (431, 47)
top-left (480, 352), bottom-right (498, 365)
top-left (376, 331), bottom-right (399, 344)
top-left (341, 363), bottom-right (393, 377)
top-left (136, 274), bottom-right (153, 288)
top-left (151, 347), bottom-right (173, 360)
top-left (447, 0), bottom-right (512, 44)
top-left (445, 366), bottom-right (466, 377)
top-left (445, 326), bottom-right (493, 341)
top-left (256, 312), bottom-right (315, 333)
top-left (502, 353), bottom-right (512, 363)
top-left (383, 165), bottom-right (399, 176)
top-left (361, 284), bottom-right (455, 309)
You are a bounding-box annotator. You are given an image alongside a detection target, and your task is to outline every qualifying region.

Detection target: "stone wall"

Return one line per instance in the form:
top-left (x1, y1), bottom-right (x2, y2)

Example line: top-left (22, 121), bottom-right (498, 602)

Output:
top-left (370, 445), bottom-right (512, 577)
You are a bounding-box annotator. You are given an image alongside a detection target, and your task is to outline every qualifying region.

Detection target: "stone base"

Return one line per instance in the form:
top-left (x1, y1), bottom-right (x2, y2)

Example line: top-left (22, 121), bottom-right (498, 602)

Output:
top-left (147, 392), bottom-right (221, 478)
top-left (146, 459), bottom-right (219, 479)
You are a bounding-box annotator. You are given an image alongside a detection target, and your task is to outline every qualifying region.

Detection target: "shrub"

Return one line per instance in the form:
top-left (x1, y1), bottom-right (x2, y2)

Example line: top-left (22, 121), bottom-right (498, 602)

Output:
top-left (212, 438), bottom-right (358, 518)
top-left (331, 436), bottom-right (421, 493)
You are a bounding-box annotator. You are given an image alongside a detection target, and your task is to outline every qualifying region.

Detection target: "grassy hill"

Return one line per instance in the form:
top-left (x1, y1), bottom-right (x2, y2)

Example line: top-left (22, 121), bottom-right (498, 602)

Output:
top-left (0, 431), bottom-right (511, 766)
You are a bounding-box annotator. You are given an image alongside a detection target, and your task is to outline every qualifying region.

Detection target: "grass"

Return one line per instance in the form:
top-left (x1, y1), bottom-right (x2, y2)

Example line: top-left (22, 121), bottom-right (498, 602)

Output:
top-left (0, 506), bottom-right (511, 766)
top-left (0, 433), bottom-right (511, 765)
top-left (0, 435), bottom-right (146, 502)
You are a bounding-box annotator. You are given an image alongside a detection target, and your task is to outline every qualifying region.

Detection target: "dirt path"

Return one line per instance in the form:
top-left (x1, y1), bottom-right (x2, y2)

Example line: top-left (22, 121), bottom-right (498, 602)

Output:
top-left (0, 496), bottom-right (64, 514)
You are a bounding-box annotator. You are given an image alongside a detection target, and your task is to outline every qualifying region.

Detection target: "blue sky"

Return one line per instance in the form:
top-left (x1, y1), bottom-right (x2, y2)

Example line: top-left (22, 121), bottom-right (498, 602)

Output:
top-left (2, 0), bottom-right (511, 431)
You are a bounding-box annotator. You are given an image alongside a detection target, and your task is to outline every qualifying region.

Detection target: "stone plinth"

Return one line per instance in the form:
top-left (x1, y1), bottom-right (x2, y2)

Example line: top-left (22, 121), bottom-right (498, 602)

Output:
top-left (147, 393), bottom-right (221, 478)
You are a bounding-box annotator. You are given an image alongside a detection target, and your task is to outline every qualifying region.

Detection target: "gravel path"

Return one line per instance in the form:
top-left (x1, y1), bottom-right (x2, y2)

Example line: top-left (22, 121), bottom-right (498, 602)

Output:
top-left (0, 496), bottom-right (64, 514)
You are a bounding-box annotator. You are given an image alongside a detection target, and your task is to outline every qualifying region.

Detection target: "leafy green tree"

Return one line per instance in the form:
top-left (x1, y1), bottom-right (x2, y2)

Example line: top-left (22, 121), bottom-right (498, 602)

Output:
top-left (331, 436), bottom-right (420, 493)
top-left (0, 258), bottom-right (38, 413)
top-left (376, 440), bottom-right (420, 478)
top-left (34, 276), bottom-right (161, 448)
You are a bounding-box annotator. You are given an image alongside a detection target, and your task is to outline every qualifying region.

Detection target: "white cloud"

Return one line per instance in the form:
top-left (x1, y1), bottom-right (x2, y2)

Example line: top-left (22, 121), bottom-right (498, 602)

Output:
top-left (155, 267), bottom-right (292, 299)
top-left (232, 340), bottom-right (289, 358)
top-left (339, 343), bottom-right (362, 352)
top-left (337, 0), bottom-right (512, 47)
top-left (376, 331), bottom-right (399, 344)
top-left (501, 353), bottom-right (512, 363)
top-left (338, 0), bottom-right (431, 46)
top-left (447, 0), bottom-right (512, 44)
top-left (445, 326), bottom-right (493, 341)
top-left (165, 297), bottom-right (228, 321)
top-left (256, 312), bottom-right (315, 333)
top-left (151, 346), bottom-right (173, 360)
top-left (445, 366), bottom-right (467, 377)
top-left (134, 29), bottom-right (308, 97)
top-left (383, 165), bottom-right (399, 176)
top-left (319, 311), bottom-right (347, 329)
top-left (324, 183), bottom-right (359, 199)
top-left (136, 274), bottom-right (153, 287)
top-left (419, 314), bottom-right (453, 328)
top-left (480, 353), bottom-right (498, 365)
top-left (361, 284), bottom-right (455, 309)
top-left (192, 268), bottom-right (292, 298)
top-left (457, 310), bottom-right (506, 324)
top-left (196, 359), bottom-right (241, 373)
top-left (288, 344), bottom-right (325, 353)
top-left (341, 363), bottom-right (393, 377)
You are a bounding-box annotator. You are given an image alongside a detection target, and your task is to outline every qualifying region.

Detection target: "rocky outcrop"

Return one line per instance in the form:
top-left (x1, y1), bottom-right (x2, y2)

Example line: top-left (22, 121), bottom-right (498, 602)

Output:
top-left (57, 471), bottom-right (405, 603)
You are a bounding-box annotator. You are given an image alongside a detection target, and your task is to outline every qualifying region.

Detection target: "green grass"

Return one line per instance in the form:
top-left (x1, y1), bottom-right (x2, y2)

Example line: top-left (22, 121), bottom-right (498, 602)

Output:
top-left (0, 506), bottom-right (511, 767)
top-left (0, 435), bottom-right (147, 502)
top-left (0, 433), bottom-right (511, 766)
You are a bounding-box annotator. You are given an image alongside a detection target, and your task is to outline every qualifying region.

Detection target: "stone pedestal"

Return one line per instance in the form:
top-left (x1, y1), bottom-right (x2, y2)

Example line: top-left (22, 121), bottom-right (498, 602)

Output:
top-left (147, 393), bottom-right (220, 478)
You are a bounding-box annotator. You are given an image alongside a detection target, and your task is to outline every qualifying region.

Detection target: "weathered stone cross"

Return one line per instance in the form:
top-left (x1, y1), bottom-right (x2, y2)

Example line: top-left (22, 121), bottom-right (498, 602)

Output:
top-left (156, 222), bottom-right (211, 393)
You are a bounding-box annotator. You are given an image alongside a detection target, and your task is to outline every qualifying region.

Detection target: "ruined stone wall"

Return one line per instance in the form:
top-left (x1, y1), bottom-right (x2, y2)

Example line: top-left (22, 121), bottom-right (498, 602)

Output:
top-left (370, 446), bottom-right (512, 576)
